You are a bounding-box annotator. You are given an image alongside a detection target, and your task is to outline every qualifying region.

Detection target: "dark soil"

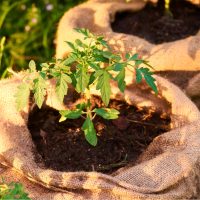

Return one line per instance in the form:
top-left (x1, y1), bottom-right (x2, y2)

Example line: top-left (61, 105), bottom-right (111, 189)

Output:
top-left (155, 70), bottom-right (200, 89)
top-left (28, 96), bottom-right (171, 174)
top-left (111, 0), bottom-right (200, 44)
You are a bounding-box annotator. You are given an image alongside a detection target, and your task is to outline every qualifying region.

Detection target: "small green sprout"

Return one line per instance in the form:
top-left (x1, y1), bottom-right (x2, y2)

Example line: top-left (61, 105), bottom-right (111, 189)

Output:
top-left (0, 178), bottom-right (30, 200)
top-left (164, 0), bottom-right (172, 16)
top-left (16, 28), bottom-right (157, 146)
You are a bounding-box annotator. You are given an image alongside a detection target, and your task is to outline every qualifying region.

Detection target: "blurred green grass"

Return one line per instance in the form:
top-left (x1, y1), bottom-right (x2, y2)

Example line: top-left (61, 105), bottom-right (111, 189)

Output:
top-left (0, 0), bottom-right (85, 78)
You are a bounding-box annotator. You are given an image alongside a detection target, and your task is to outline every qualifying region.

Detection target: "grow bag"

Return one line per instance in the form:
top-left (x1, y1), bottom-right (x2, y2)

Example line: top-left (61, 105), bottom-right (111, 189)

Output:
top-left (0, 73), bottom-right (200, 199)
top-left (56, 0), bottom-right (200, 71)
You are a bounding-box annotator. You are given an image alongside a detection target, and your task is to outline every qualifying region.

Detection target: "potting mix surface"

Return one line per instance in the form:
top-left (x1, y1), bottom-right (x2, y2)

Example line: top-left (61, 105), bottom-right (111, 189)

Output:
top-left (156, 70), bottom-right (200, 89)
top-left (28, 96), bottom-right (171, 174)
top-left (112, 0), bottom-right (200, 44)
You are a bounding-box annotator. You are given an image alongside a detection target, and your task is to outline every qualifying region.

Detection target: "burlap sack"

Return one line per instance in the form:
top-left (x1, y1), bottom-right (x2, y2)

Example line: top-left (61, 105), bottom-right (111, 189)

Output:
top-left (186, 73), bottom-right (200, 109)
top-left (89, 0), bottom-right (200, 5)
top-left (0, 72), bottom-right (200, 199)
top-left (55, 0), bottom-right (200, 109)
top-left (56, 0), bottom-right (200, 71)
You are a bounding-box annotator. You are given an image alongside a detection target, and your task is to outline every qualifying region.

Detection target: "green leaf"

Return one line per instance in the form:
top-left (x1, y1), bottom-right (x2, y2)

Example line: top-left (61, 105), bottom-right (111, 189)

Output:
top-left (113, 63), bottom-right (124, 71)
top-left (65, 41), bottom-right (76, 50)
top-left (39, 71), bottom-right (46, 79)
top-left (29, 60), bottom-right (36, 72)
top-left (106, 62), bottom-right (124, 72)
top-left (56, 73), bottom-right (72, 102)
top-left (88, 72), bottom-right (96, 85)
top-left (40, 63), bottom-right (49, 70)
top-left (69, 72), bottom-right (77, 87)
top-left (135, 59), bottom-right (143, 66)
top-left (129, 53), bottom-right (138, 61)
top-left (74, 28), bottom-right (93, 38)
top-left (51, 71), bottom-right (61, 78)
top-left (135, 68), bottom-right (142, 83)
top-left (94, 54), bottom-right (109, 62)
top-left (97, 36), bottom-right (109, 48)
top-left (82, 117), bottom-right (97, 146)
top-left (110, 54), bottom-right (121, 62)
top-left (125, 53), bottom-right (130, 59)
top-left (75, 39), bottom-right (85, 47)
top-left (76, 66), bottom-right (89, 93)
top-left (94, 108), bottom-right (119, 119)
top-left (64, 54), bottom-right (77, 65)
top-left (59, 109), bottom-right (82, 121)
top-left (137, 67), bottom-right (158, 94)
top-left (93, 49), bottom-right (109, 62)
top-left (75, 38), bottom-right (88, 48)
top-left (143, 60), bottom-right (155, 70)
top-left (88, 62), bottom-right (100, 70)
top-left (105, 64), bottom-right (115, 71)
top-left (59, 116), bottom-right (67, 122)
top-left (102, 51), bottom-right (113, 59)
top-left (96, 71), bottom-right (111, 106)
top-left (115, 68), bottom-right (126, 92)
top-left (76, 102), bottom-right (86, 110)
top-left (15, 83), bottom-right (30, 111)
top-left (58, 62), bottom-right (71, 73)
top-left (33, 75), bottom-right (46, 108)
top-left (94, 70), bottom-right (103, 78)
top-left (0, 182), bottom-right (30, 200)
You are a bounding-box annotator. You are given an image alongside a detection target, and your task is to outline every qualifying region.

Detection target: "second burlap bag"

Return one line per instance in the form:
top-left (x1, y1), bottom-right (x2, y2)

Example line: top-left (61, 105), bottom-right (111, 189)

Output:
top-left (56, 0), bottom-right (200, 71)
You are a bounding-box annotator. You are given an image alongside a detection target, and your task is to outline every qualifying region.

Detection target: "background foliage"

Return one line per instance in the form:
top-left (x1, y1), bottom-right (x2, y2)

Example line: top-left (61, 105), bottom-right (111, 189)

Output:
top-left (0, 0), bottom-right (85, 78)
top-left (0, 178), bottom-right (30, 200)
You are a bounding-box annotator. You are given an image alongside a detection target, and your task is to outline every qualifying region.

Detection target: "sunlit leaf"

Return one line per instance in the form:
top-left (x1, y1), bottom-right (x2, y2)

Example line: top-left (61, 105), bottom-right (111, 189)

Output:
top-left (64, 54), bottom-right (77, 65)
top-left (29, 60), bottom-right (36, 72)
top-left (136, 68), bottom-right (142, 83)
top-left (56, 73), bottom-right (72, 102)
top-left (94, 108), bottom-right (119, 119)
top-left (59, 109), bottom-right (82, 121)
top-left (115, 67), bottom-right (126, 92)
top-left (96, 71), bottom-right (111, 106)
top-left (129, 53), bottom-right (138, 61)
top-left (136, 67), bottom-right (158, 94)
top-left (65, 41), bottom-right (76, 50)
top-left (15, 82), bottom-right (30, 111)
top-left (76, 66), bottom-right (89, 93)
top-left (33, 75), bottom-right (46, 108)
top-left (82, 117), bottom-right (97, 146)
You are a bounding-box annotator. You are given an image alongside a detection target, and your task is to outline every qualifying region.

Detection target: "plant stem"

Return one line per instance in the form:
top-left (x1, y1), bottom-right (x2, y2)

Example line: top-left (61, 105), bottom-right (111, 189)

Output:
top-left (0, 37), bottom-right (6, 71)
top-left (164, 0), bottom-right (172, 17)
top-left (165, 0), bottom-right (170, 11)
top-left (85, 88), bottom-right (92, 119)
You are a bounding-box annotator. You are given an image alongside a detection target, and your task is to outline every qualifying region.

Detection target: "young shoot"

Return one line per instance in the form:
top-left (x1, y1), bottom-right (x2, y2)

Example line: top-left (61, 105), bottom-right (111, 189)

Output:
top-left (16, 28), bottom-right (157, 146)
top-left (164, 0), bottom-right (172, 16)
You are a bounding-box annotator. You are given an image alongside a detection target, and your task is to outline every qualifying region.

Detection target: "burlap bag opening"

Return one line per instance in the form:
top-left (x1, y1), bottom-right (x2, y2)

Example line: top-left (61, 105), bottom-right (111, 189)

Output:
top-left (0, 72), bottom-right (200, 199)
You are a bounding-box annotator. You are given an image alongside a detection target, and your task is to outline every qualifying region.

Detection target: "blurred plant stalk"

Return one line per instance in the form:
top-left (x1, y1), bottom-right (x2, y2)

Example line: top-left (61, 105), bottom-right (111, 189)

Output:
top-left (164, 0), bottom-right (172, 16)
top-left (0, 37), bottom-right (6, 77)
